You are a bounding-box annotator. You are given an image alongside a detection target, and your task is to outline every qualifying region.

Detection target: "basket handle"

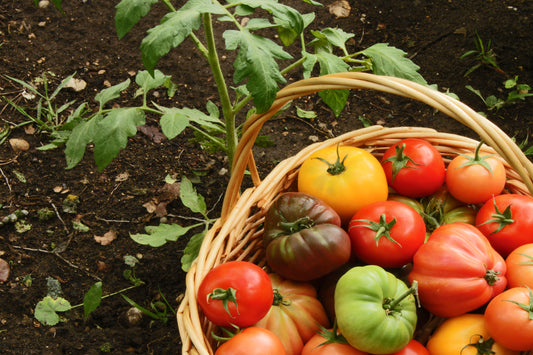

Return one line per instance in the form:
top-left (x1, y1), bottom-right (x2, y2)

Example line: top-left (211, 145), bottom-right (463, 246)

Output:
top-left (221, 72), bottom-right (533, 219)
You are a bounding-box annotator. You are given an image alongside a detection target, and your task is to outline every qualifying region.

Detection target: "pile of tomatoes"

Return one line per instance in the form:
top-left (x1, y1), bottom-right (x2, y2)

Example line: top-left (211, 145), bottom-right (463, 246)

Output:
top-left (197, 138), bottom-right (533, 355)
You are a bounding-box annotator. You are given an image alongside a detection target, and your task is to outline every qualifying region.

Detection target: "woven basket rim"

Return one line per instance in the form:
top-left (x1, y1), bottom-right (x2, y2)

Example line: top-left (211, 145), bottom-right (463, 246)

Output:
top-left (177, 73), bottom-right (533, 355)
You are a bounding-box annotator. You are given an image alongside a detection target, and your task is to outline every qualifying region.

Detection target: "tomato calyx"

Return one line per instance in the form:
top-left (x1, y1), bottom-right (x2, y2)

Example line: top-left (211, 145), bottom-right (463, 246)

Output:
top-left (207, 287), bottom-right (239, 317)
top-left (315, 322), bottom-right (349, 347)
top-left (504, 287), bottom-right (533, 320)
top-left (477, 198), bottom-right (514, 234)
top-left (455, 140), bottom-right (497, 175)
top-left (460, 334), bottom-right (496, 355)
top-left (272, 288), bottom-right (291, 307)
top-left (314, 145), bottom-right (347, 175)
top-left (483, 268), bottom-right (501, 286)
top-left (278, 216), bottom-right (314, 235)
top-left (382, 280), bottom-right (419, 316)
top-left (382, 143), bottom-right (421, 181)
top-left (351, 214), bottom-right (399, 246)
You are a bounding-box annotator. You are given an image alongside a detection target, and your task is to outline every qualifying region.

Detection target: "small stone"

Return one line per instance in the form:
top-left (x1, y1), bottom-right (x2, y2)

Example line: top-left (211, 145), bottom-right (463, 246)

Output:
top-left (9, 138), bottom-right (30, 152)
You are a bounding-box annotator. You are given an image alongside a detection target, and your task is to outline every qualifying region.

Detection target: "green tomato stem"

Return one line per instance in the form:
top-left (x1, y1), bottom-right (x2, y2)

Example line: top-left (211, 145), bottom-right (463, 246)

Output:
top-left (383, 280), bottom-right (418, 313)
top-left (314, 145), bottom-right (347, 175)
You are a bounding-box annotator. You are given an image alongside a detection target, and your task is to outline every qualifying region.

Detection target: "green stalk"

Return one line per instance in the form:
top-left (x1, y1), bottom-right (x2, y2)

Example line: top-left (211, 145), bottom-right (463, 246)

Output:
top-left (202, 12), bottom-right (237, 167)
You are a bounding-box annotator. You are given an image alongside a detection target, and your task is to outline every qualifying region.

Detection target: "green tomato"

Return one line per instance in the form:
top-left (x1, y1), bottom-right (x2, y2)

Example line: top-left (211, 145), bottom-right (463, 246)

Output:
top-left (334, 265), bottom-right (418, 354)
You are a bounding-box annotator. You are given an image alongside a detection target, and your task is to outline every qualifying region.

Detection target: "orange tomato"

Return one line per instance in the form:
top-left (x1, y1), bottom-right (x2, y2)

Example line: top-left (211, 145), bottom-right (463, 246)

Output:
top-left (505, 243), bottom-right (533, 288)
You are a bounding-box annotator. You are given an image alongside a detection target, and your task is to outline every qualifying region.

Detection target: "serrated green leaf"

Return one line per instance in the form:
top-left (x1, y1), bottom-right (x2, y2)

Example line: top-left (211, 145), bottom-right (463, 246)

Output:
top-left (135, 69), bottom-right (171, 93)
top-left (64, 114), bottom-right (102, 169)
top-left (94, 79), bottom-right (131, 109)
top-left (315, 28), bottom-right (354, 54)
top-left (301, 51), bottom-right (318, 78)
top-left (180, 176), bottom-right (206, 215)
top-left (34, 296), bottom-right (72, 326)
top-left (115, 0), bottom-right (159, 40)
top-left (159, 106), bottom-right (223, 140)
top-left (130, 223), bottom-right (195, 247)
top-left (245, 18), bottom-right (274, 30)
top-left (93, 108), bottom-right (146, 171)
top-left (83, 282), bottom-right (102, 321)
top-left (315, 51), bottom-right (350, 116)
top-left (225, 29), bottom-right (292, 113)
top-left (181, 229), bottom-right (207, 272)
top-left (362, 43), bottom-right (428, 85)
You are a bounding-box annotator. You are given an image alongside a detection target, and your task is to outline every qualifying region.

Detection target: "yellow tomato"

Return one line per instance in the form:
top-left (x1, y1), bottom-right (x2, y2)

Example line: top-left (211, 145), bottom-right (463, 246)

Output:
top-left (426, 313), bottom-right (519, 355)
top-left (297, 145), bottom-right (388, 224)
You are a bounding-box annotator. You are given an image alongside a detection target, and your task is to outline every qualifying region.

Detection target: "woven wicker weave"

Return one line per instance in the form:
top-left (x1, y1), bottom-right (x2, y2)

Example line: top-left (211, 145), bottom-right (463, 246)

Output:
top-left (176, 72), bottom-right (533, 355)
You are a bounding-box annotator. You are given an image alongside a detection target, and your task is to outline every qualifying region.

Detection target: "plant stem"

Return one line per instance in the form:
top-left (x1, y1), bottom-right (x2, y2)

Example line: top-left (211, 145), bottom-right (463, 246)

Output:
top-left (70, 283), bottom-right (142, 309)
top-left (202, 12), bottom-right (237, 167)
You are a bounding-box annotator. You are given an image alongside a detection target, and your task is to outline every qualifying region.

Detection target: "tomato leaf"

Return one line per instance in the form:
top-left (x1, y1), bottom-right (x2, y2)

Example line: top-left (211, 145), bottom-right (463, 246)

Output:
top-left (94, 78), bottom-right (131, 110)
top-left (115, 0), bottom-right (159, 40)
top-left (64, 113), bottom-right (102, 169)
top-left (135, 69), bottom-right (172, 94)
top-left (224, 29), bottom-right (292, 113)
top-left (130, 223), bottom-right (195, 247)
top-left (181, 229), bottom-right (207, 272)
top-left (83, 282), bottom-right (103, 322)
top-left (362, 43), bottom-right (428, 85)
top-left (180, 176), bottom-right (207, 216)
top-left (158, 105), bottom-right (223, 140)
top-left (315, 50), bottom-right (350, 116)
top-left (93, 108), bottom-right (146, 171)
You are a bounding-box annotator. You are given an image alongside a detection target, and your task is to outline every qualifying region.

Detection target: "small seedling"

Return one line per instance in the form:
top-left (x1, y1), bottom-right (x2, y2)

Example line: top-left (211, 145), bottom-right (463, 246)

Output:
top-left (460, 31), bottom-right (502, 76)
top-left (466, 76), bottom-right (532, 111)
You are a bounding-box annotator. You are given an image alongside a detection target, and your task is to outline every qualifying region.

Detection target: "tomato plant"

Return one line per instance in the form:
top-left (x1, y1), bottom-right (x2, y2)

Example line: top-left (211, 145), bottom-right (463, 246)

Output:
top-left (408, 222), bottom-right (507, 317)
top-left (335, 265), bottom-right (418, 354)
top-left (445, 141), bottom-right (506, 204)
top-left (385, 339), bottom-right (429, 355)
top-left (215, 326), bottom-right (286, 355)
top-left (348, 200), bottom-right (426, 268)
top-left (255, 273), bottom-right (330, 355)
top-left (262, 192), bottom-right (351, 281)
top-left (381, 138), bottom-right (445, 198)
top-left (425, 313), bottom-right (519, 355)
top-left (301, 325), bottom-right (367, 355)
top-left (484, 287), bottom-right (533, 351)
top-left (197, 261), bottom-right (273, 327)
top-left (476, 194), bottom-right (533, 257)
top-left (506, 243), bottom-right (533, 288)
top-left (297, 145), bottom-right (388, 223)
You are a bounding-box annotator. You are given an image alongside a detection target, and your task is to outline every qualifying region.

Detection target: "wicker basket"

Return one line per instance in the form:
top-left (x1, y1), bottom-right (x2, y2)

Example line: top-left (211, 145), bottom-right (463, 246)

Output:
top-left (176, 72), bottom-right (533, 355)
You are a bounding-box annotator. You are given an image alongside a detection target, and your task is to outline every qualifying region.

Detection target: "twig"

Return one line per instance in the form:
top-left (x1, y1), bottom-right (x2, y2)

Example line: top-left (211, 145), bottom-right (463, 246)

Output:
top-left (0, 167), bottom-right (11, 193)
top-left (95, 216), bottom-right (132, 223)
top-left (49, 200), bottom-right (69, 233)
top-left (12, 245), bottom-right (102, 281)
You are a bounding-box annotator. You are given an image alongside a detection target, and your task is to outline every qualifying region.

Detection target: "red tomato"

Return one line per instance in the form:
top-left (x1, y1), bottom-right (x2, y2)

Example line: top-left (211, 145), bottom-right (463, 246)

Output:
top-left (301, 327), bottom-right (367, 355)
top-left (408, 222), bottom-right (507, 317)
top-left (476, 194), bottom-right (533, 257)
top-left (255, 273), bottom-right (329, 355)
top-left (484, 287), bottom-right (533, 351)
top-left (445, 143), bottom-right (506, 204)
top-left (348, 200), bottom-right (426, 268)
top-left (197, 261), bottom-right (273, 327)
top-left (506, 243), bottom-right (533, 288)
top-left (215, 326), bottom-right (286, 355)
top-left (385, 339), bottom-right (429, 355)
top-left (381, 138), bottom-right (445, 198)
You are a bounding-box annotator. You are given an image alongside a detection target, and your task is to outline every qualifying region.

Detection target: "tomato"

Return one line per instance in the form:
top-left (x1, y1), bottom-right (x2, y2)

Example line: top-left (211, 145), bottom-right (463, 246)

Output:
top-left (297, 145), bottom-right (388, 224)
top-left (255, 273), bottom-right (330, 355)
top-left (425, 313), bottom-right (519, 355)
top-left (197, 261), bottom-right (273, 327)
top-left (421, 186), bottom-right (477, 232)
top-left (348, 200), bottom-right (426, 268)
top-left (262, 192), bottom-right (351, 281)
top-left (381, 138), bottom-right (445, 198)
top-left (476, 194), bottom-right (533, 257)
top-left (385, 339), bottom-right (429, 355)
top-left (445, 142), bottom-right (506, 204)
top-left (506, 243), bottom-right (533, 288)
top-left (215, 326), bottom-right (286, 355)
top-left (301, 326), bottom-right (367, 355)
top-left (335, 265), bottom-right (418, 354)
top-left (408, 223), bottom-right (507, 317)
top-left (484, 287), bottom-right (533, 351)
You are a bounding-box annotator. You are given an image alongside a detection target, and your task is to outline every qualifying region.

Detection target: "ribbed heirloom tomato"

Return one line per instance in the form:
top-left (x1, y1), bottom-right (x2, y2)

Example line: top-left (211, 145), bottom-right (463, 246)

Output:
top-left (298, 145), bottom-right (388, 224)
top-left (381, 138), bottom-right (445, 198)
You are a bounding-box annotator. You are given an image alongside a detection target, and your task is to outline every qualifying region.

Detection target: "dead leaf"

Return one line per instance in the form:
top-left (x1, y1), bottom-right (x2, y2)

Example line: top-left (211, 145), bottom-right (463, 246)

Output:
top-left (115, 172), bottom-right (129, 182)
top-left (138, 125), bottom-right (166, 144)
top-left (24, 125), bottom-right (36, 135)
top-left (64, 77), bottom-right (87, 92)
top-left (142, 201), bottom-right (157, 214)
top-left (0, 258), bottom-right (10, 282)
top-left (94, 230), bottom-right (117, 246)
top-left (328, 0), bottom-right (351, 18)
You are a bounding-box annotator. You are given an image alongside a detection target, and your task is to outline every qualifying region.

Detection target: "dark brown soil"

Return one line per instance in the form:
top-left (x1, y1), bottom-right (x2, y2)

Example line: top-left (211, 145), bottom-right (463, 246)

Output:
top-left (0, 1), bottom-right (531, 354)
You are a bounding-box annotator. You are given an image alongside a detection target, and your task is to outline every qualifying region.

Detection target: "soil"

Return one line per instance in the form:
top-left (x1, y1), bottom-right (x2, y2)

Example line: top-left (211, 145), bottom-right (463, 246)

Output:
top-left (0, 0), bottom-right (531, 354)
